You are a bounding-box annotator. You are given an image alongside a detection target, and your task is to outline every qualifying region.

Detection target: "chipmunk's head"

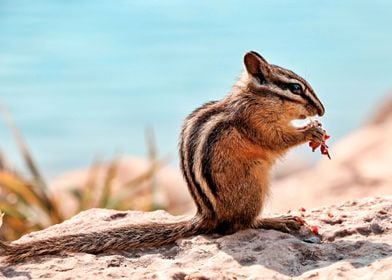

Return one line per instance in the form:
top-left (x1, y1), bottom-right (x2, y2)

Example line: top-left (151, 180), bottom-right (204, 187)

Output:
top-left (243, 51), bottom-right (325, 121)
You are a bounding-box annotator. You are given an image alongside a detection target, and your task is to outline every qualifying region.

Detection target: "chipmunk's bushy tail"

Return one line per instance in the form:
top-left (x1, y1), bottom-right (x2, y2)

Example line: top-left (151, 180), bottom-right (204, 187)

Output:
top-left (0, 218), bottom-right (202, 264)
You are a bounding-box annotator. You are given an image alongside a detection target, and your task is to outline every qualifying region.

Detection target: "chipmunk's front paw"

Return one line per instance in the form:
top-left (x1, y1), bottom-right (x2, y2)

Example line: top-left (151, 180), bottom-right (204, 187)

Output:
top-left (304, 125), bottom-right (325, 144)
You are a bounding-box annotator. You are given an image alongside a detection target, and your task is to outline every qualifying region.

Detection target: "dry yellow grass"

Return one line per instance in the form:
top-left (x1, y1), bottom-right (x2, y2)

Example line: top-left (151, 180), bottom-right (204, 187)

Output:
top-left (0, 106), bottom-right (163, 240)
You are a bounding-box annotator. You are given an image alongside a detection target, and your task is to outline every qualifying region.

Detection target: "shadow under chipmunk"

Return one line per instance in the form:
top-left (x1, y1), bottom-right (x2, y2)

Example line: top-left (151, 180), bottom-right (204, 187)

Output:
top-left (216, 228), bottom-right (392, 276)
top-left (0, 266), bottom-right (32, 279)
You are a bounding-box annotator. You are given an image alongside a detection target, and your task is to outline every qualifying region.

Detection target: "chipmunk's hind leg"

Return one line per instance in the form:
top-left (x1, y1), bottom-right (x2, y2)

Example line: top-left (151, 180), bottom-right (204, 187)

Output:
top-left (252, 216), bottom-right (302, 233)
top-left (253, 216), bottom-right (322, 244)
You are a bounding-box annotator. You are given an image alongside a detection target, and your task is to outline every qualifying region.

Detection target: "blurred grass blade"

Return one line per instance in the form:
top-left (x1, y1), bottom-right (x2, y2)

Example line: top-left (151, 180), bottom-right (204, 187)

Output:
top-left (79, 159), bottom-right (102, 211)
top-left (0, 171), bottom-right (63, 223)
top-left (45, 197), bottom-right (63, 224)
top-left (0, 171), bottom-right (49, 213)
top-left (0, 106), bottom-right (63, 223)
top-left (123, 159), bottom-right (161, 188)
top-left (145, 127), bottom-right (159, 209)
top-left (0, 202), bottom-right (26, 220)
top-left (0, 105), bottom-right (48, 190)
top-left (1, 215), bottom-right (33, 241)
top-left (0, 148), bottom-right (6, 171)
top-left (110, 155), bottom-right (166, 209)
top-left (145, 127), bottom-right (157, 161)
top-left (97, 158), bottom-right (118, 208)
top-left (0, 211), bottom-right (4, 228)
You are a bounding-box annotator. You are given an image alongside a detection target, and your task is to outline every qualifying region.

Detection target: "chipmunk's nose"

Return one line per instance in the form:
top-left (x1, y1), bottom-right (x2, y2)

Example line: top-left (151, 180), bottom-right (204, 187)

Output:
top-left (317, 103), bottom-right (325, 117)
top-left (304, 88), bottom-right (325, 117)
top-left (308, 93), bottom-right (325, 117)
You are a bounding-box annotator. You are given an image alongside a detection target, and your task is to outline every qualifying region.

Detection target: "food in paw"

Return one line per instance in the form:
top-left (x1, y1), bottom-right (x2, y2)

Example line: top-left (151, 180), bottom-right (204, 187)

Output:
top-left (308, 121), bottom-right (331, 159)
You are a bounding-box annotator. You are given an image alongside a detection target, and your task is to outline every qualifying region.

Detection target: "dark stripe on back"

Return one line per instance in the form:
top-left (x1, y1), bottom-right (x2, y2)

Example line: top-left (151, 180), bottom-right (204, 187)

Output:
top-left (201, 121), bottom-right (233, 197)
top-left (184, 101), bottom-right (220, 215)
top-left (179, 102), bottom-right (217, 213)
top-left (179, 135), bottom-right (202, 213)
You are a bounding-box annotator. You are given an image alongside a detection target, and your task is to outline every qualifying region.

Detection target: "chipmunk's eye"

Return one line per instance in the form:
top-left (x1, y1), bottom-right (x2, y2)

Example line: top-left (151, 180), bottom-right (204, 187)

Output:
top-left (288, 83), bottom-right (303, 95)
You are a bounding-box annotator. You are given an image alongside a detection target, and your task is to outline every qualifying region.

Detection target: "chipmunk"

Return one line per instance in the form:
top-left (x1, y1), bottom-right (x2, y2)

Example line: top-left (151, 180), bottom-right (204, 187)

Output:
top-left (0, 51), bottom-right (325, 264)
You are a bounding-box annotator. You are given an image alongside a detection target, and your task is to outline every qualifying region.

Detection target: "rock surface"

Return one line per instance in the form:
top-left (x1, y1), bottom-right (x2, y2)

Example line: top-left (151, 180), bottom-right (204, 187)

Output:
top-left (1, 196), bottom-right (391, 279)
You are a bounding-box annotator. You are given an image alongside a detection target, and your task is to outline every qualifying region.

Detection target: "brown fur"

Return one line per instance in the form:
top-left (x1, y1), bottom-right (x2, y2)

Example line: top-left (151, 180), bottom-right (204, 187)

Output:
top-left (0, 51), bottom-right (325, 263)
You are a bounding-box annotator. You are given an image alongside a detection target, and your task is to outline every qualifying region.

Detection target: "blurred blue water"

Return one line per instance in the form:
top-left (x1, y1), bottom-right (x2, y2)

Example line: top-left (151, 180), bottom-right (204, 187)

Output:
top-left (1, 1), bottom-right (391, 177)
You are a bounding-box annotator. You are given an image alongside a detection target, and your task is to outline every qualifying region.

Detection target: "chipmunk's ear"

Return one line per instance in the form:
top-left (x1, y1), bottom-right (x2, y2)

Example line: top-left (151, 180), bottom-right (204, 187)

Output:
top-left (244, 51), bottom-right (270, 83)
